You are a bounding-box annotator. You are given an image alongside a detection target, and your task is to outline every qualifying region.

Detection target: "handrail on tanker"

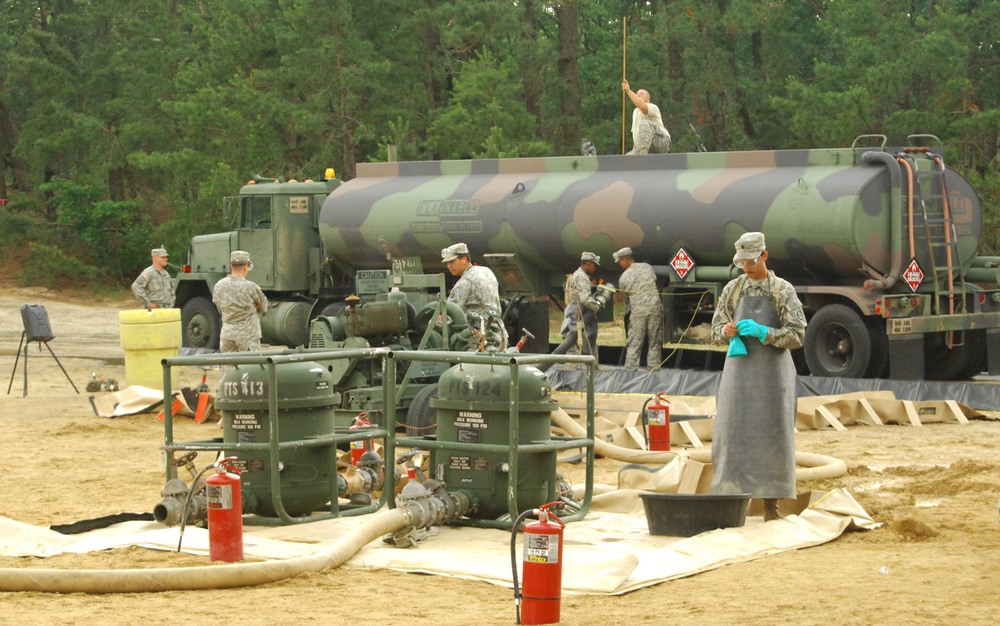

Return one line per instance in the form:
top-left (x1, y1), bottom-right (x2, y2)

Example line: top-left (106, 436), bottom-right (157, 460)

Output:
top-left (906, 134), bottom-right (943, 148)
top-left (851, 134), bottom-right (888, 149)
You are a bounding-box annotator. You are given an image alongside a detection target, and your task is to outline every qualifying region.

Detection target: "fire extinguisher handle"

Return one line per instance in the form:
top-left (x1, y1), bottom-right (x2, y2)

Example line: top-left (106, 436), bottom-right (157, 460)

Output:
top-left (214, 456), bottom-right (241, 474)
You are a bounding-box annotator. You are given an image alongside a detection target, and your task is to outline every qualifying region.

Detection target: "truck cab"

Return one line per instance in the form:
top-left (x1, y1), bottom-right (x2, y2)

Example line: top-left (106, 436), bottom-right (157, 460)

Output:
top-left (174, 171), bottom-right (341, 350)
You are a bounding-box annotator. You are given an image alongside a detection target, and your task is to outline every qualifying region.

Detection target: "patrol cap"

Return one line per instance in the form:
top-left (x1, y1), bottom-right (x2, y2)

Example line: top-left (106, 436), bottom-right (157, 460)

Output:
top-left (733, 232), bottom-right (766, 262)
top-left (151, 247), bottom-right (168, 257)
top-left (581, 251), bottom-right (600, 266)
top-left (230, 250), bottom-right (252, 265)
top-left (441, 242), bottom-right (469, 262)
top-left (612, 247), bottom-right (633, 262)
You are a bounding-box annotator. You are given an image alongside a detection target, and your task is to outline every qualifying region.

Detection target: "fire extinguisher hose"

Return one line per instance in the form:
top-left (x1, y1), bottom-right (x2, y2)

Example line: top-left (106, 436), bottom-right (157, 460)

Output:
top-left (510, 508), bottom-right (537, 625)
top-left (0, 508), bottom-right (412, 593)
top-left (549, 408), bottom-right (847, 482)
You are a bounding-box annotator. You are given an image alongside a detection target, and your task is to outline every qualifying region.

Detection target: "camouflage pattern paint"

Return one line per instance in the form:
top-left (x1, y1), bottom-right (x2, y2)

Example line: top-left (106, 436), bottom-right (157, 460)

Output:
top-left (319, 147), bottom-right (982, 294)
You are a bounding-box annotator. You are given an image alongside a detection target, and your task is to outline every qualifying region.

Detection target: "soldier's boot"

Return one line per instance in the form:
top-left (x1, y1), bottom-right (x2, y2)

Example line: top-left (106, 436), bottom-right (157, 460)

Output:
top-left (639, 146), bottom-right (650, 155)
top-left (763, 498), bottom-right (783, 522)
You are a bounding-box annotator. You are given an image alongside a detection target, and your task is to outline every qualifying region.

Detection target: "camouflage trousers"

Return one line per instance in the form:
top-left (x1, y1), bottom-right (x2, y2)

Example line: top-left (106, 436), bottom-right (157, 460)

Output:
top-left (219, 337), bottom-right (263, 383)
top-left (463, 308), bottom-right (509, 352)
top-left (221, 337), bottom-right (261, 353)
top-left (625, 313), bottom-right (663, 371)
top-left (627, 120), bottom-right (671, 154)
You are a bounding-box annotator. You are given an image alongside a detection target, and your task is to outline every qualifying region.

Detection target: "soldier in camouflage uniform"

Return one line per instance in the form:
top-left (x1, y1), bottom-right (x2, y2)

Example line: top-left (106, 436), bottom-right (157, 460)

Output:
top-left (560, 252), bottom-right (602, 357)
top-left (131, 247), bottom-right (174, 309)
top-left (213, 250), bottom-right (269, 352)
top-left (442, 242), bottom-right (508, 350)
top-left (710, 232), bottom-right (806, 522)
top-left (614, 247), bottom-right (663, 371)
top-left (622, 79), bottom-right (671, 155)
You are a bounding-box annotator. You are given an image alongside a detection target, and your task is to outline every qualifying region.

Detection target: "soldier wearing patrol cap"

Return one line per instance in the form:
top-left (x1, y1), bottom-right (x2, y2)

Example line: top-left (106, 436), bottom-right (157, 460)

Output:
top-left (614, 247), bottom-right (663, 370)
top-left (710, 232), bottom-right (806, 522)
top-left (131, 246), bottom-right (174, 310)
top-left (442, 242), bottom-right (507, 350)
top-left (213, 250), bottom-right (269, 353)
top-left (560, 251), bottom-right (604, 357)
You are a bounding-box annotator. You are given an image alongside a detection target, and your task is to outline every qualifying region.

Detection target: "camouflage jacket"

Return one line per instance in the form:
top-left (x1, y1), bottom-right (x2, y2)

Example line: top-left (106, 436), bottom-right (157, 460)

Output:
top-left (131, 265), bottom-right (174, 308)
top-left (448, 265), bottom-right (501, 314)
top-left (213, 275), bottom-right (269, 342)
top-left (564, 267), bottom-right (600, 314)
top-left (710, 271), bottom-right (806, 350)
top-left (619, 262), bottom-right (661, 316)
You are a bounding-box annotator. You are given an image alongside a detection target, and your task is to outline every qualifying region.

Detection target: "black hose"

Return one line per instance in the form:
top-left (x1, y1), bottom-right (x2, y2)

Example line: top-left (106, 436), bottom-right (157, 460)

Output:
top-left (509, 509), bottom-right (537, 625)
top-left (639, 396), bottom-right (652, 448)
top-left (177, 463), bottom-right (216, 553)
top-left (535, 308), bottom-right (599, 372)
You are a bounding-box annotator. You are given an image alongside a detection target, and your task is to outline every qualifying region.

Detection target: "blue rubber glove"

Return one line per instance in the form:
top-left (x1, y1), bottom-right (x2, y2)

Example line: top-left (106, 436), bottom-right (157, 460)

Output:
top-left (736, 318), bottom-right (770, 343)
top-left (727, 336), bottom-right (747, 358)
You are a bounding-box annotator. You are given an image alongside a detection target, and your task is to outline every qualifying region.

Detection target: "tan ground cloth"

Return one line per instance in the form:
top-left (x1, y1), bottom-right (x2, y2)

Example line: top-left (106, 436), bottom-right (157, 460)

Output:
top-left (0, 488), bottom-right (874, 595)
top-left (553, 391), bottom-right (983, 449)
top-left (90, 385), bottom-right (194, 418)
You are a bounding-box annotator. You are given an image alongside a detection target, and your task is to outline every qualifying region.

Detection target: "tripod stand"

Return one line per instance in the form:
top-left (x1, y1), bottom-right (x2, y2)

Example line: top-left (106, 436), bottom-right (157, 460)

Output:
top-left (6, 332), bottom-right (80, 397)
top-left (7, 304), bottom-right (81, 398)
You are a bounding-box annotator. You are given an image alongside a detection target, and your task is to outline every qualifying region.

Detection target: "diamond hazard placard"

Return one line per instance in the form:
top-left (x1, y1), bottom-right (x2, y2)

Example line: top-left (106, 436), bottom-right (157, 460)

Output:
top-left (670, 248), bottom-right (695, 280)
top-left (902, 258), bottom-right (924, 292)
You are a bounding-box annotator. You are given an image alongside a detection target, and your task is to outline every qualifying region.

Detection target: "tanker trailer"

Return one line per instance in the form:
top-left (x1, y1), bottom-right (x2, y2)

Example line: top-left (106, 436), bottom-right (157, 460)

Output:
top-left (318, 135), bottom-right (1000, 381)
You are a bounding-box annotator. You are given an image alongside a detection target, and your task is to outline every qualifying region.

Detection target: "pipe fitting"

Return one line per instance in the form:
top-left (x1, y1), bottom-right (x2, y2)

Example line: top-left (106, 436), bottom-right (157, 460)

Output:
top-left (153, 478), bottom-right (207, 527)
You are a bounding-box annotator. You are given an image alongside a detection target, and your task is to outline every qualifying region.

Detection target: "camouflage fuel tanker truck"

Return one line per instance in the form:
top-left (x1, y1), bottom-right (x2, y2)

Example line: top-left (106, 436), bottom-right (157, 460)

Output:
top-left (175, 135), bottom-right (1000, 380)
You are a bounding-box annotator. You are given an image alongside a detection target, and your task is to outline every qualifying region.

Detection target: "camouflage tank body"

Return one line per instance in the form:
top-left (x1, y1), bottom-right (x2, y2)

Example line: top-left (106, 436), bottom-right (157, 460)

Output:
top-left (319, 138), bottom-right (1000, 381)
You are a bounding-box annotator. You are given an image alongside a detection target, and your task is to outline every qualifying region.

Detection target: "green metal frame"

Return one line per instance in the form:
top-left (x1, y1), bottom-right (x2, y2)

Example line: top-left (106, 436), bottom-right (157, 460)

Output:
top-left (160, 347), bottom-right (393, 525)
top-left (159, 348), bottom-right (597, 529)
top-left (388, 350), bottom-right (597, 530)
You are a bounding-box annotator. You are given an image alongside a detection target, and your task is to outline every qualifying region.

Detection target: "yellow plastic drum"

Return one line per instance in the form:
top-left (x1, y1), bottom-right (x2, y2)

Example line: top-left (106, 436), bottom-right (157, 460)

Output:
top-left (118, 308), bottom-right (183, 389)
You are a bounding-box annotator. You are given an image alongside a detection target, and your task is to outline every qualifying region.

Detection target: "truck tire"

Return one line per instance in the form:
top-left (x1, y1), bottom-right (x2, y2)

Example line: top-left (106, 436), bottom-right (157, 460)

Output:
top-left (864, 316), bottom-right (889, 378)
top-left (405, 383), bottom-right (437, 437)
top-left (804, 304), bottom-right (872, 378)
top-left (182, 297), bottom-right (221, 349)
top-left (924, 329), bottom-right (985, 380)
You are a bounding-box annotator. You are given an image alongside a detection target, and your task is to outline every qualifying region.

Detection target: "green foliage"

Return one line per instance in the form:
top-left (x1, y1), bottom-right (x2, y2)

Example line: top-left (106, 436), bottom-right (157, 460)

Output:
top-left (0, 0), bottom-right (998, 293)
top-left (0, 211), bottom-right (39, 249)
top-left (22, 243), bottom-right (100, 290)
top-left (425, 51), bottom-right (552, 159)
top-left (40, 178), bottom-right (152, 283)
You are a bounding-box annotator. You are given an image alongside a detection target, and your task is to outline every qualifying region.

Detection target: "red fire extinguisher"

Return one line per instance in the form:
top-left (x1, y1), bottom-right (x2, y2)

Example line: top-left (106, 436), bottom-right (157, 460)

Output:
top-left (206, 456), bottom-right (243, 562)
top-left (349, 412), bottom-right (373, 465)
top-left (643, 393), bottom-right (671, 451)
top-left (513, 502), bottom-right (566, 625)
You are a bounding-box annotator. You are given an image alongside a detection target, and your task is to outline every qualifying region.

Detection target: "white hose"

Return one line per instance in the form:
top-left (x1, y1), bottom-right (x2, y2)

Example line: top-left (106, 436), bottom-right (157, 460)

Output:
top-left (551, 408), bottom-right (847, 481)
top-left (0, 508), bottom-right (410, 594)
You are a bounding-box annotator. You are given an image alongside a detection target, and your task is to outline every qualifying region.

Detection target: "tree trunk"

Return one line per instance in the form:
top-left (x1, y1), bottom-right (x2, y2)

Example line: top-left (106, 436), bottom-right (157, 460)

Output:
top-left (554, 0), bottom-right (581, 155)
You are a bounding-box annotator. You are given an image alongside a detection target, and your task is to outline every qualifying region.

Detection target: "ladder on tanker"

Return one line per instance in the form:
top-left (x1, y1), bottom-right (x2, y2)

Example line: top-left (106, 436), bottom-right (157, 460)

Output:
top-left (906, 137), bottom-right (968, 345)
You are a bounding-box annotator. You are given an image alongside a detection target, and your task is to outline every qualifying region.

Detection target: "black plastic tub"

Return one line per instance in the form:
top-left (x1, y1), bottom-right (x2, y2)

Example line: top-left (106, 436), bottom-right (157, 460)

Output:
top-left (639, 493), bottom-right (751, 537)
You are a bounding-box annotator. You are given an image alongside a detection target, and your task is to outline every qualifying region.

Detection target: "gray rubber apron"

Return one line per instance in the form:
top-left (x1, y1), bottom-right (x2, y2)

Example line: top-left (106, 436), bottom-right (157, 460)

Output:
top-left (711, 294), bottom-right (797, 499)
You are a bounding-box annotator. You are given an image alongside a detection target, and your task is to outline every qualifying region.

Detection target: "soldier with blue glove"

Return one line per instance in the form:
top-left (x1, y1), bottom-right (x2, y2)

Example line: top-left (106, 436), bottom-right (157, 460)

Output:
top-left (710, 232), bottom-right (807, 522)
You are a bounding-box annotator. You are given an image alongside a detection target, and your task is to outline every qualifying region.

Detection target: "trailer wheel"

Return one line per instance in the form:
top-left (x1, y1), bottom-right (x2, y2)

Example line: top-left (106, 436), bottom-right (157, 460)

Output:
top-left (924, 330), bottom-right (986, 381)
top-left (864, 317), bottom-right (889, 378)
top-left (181, 296), bottom-right (221, 349)
top-left (804, 304), bottom-right (871, 378)
top-left (405, 383), bottom-right (437, 437)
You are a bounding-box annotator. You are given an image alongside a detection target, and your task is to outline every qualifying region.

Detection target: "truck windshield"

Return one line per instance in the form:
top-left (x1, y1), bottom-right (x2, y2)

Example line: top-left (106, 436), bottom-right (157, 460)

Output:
top-left (239, 196), bottom-right (272, 230)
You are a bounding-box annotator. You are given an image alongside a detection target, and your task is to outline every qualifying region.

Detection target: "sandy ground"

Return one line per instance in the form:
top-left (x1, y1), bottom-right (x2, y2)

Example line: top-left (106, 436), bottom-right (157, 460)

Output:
top-left (0, 286), bottom-right (998, 625)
